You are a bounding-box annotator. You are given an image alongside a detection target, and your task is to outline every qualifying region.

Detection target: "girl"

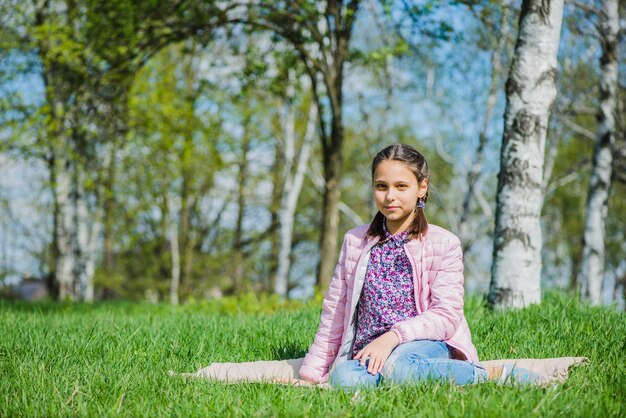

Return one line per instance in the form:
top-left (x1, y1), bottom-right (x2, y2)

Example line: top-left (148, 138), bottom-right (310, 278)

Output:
top-left (298, 144), bottom-right (536, 389)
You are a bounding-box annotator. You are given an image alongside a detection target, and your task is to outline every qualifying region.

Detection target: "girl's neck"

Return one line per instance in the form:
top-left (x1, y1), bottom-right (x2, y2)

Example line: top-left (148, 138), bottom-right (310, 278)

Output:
top-left (385, 216), bottom-right (414, 236)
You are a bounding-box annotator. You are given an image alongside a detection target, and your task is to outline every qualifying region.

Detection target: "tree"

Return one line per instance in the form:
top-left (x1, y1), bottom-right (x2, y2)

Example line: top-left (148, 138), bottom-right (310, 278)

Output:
top-left (488, 0), bottom-right (565, 309)
top-left (577, 0), bottom-right (620, 304)
top-left (120, 40), bottom-right (227, 301)
top-left (274, 69), bottom-right (318, 298)
top-left (455, 1), bottom-right (515, 253)
top-left (10, 0), bottom-right (234, 301)
top-left (248, 1), bottom-right (361, 289)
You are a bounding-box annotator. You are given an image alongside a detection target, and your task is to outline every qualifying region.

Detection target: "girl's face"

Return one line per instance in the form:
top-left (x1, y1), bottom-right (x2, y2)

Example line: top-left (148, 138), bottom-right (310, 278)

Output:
top-left (373, 160), bottom-right (428, 235)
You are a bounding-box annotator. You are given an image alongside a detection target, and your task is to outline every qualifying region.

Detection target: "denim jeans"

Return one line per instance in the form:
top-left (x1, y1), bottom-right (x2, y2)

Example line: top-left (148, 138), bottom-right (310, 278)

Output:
top-left (329, 339), bottom-right (487, 390)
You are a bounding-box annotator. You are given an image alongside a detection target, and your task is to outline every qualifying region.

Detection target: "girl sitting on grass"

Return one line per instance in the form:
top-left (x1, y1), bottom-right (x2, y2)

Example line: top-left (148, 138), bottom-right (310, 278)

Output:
top-left (298, 144), bottom-right (538, 389)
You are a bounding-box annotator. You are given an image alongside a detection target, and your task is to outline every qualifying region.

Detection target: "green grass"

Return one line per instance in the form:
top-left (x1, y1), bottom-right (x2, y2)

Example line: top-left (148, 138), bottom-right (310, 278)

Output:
top-left (1, 292), bottom-right (624, 417)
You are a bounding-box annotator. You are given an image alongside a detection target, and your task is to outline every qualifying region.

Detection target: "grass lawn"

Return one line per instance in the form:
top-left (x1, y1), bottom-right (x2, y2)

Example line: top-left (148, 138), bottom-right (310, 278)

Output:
top-left (1, 292), bottom-right (624, 417)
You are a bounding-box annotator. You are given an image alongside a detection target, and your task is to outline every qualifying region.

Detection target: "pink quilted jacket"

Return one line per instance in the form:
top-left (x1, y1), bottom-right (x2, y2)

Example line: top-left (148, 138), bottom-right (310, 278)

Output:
top-left (299, 223), bottom-right (479, 384)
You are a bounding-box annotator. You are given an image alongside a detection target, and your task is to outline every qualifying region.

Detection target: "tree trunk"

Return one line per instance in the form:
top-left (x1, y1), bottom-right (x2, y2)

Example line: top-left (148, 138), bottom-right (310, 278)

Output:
top-left (181, 204), bottom-right (195, 298)
top-left (169, 198), bottom-right (181, 306)
top-left (102, 143), bottom-right (116, 273)
top-left (275, 77), bottom-right (296, 298)
top-left (316, 11), bottom-right (352, 289)
top-left (180, 146), bottom-right (192, 297)
top-left (488, 0), bottom-right (564, 309)
top-left (317, 118), bottom-right (343, 290)
top-left (232, 125), bottom-right (250, 294)
top-left (578, 0), bottom-right (619, 305)
top-left (159, 177), bottom-right (170, 299)
top-left (83, 209), bottom-right (100, 303)
top-left (275, 92), bottom-right (317, 298)
top-left (268, 136), bottom-right (283, 293)
top-left (74, 173), bottom-right (89, 301)
top-left (37, 1), bottom-right (109, 302)
top-left (458, 4), bottom-right (510, 252)
top-left (250, 2), bottom-right (360, 291)
top-left (77, 139), bottom-right (114, 303)
top-left (180, 49), bottom-right (196, 297)
top-left (45, 155), bottom-right (58, 298)
top-left (38, 2), bottom-right (77, 301)
top-left (54, 156), bottom-right (75, 301)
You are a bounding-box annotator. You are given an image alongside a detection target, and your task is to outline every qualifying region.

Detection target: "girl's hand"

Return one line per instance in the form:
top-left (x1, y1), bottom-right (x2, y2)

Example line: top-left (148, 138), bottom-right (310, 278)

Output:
top-left (354, 331), bottom-right (400, 375)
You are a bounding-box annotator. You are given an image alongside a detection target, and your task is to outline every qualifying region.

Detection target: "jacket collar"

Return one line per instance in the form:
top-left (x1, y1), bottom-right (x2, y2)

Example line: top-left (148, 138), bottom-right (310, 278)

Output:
top-left (362, 233), bottom-right (380, 250)
top-left (404, 236), bottom-right (425, 252)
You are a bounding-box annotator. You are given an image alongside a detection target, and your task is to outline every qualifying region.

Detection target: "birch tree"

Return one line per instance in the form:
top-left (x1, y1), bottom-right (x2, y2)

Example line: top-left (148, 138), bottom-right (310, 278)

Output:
top-left (51, 0), bottom-right (233, 301)
top-left (32, 0), bottom-right (91, 301)
top-left (457, 1), bottom-right (513, 252)
top-left (577, 0), bottom-right (620, 304)
top-left (488, 0), bottom-right (564, 309)
top-left (231, 115), bottom-right (251, 294)
top-left (168, 193), bottom-right (181, 305)
top-left (274, 72), bottom-right (318, 298)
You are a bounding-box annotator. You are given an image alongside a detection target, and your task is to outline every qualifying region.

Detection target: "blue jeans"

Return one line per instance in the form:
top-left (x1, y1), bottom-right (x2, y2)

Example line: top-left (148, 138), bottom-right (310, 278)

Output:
top-left (330, 340), bottom-right (487, 390)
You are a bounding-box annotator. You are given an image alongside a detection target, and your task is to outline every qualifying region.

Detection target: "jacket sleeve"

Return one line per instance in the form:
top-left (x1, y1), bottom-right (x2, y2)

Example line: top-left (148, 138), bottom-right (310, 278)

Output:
top-left (299, 236), bottom-right (349, 384)
top-left (390, 237), bottom-right (464, 344)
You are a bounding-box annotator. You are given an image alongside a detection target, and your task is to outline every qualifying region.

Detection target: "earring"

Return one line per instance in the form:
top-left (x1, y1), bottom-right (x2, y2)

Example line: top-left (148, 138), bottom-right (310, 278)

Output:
top-left (417, 197), bottom-right (426, 209)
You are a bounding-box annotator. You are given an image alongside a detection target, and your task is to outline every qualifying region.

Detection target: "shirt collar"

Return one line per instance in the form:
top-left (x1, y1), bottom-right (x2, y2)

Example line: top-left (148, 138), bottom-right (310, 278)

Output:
top-left (382, 222), bottom-right (409, 245)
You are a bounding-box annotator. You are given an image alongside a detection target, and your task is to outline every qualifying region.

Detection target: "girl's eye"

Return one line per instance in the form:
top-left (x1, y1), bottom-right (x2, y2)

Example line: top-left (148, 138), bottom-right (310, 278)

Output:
top-left (375, 184), bottom-right (387, 190)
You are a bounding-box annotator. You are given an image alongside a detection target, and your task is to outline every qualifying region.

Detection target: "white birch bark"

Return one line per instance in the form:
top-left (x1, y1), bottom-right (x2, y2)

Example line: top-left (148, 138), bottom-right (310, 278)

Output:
top-left (73, 142), bottom-right (112, 302)
top-left (82, 144), bottom-right (114, 303)
top-left (75, 179), bottom-right (89, 301)
top-left (168, 193), bottom-right (181, 305)
top-left (55, 157), bottom-right (75, 301)
top-left (78, 176), bottom-right (106, 303)
top-left (578, 0), bottom-right (619, 305)
top-left (488, 0), bottom-right (564, 309)
top-left (275, 84), bottom-right (317, 298)
top-left (83, 212), bottom-right (101, 303)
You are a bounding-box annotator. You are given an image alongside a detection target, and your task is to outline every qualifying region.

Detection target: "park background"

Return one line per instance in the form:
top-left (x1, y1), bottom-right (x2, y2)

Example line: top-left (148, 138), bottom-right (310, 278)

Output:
top-left (1, 0), bottom-right (624, 308)
top-left (0, 1), bottom-right (625, 416)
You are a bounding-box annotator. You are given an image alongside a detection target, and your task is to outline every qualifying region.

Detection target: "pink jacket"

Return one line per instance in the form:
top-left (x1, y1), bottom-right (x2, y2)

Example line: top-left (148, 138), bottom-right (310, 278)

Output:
top-left (299, 223), bottom-right (479, 383)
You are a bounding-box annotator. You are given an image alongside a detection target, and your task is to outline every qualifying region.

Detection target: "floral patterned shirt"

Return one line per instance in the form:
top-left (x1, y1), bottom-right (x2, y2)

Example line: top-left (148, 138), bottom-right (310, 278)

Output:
top-left (352, 224), bottom-right (418, 356)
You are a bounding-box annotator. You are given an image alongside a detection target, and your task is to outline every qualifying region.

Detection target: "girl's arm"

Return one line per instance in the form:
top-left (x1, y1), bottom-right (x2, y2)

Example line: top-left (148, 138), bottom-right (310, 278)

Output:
top-left (390, 237), bottom-right (465, 344)
top-left (298, 238), bottom-right (349, 384)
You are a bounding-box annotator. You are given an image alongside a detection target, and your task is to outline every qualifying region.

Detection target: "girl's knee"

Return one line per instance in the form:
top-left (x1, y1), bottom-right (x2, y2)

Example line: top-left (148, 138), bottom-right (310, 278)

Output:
top-left (329, 361), bottom-right (355, 387)
top-left (397, 340), bottom-right (450, 360)
top-left (329, 361), bottom-right (351, 384)
top-left (330, 360), bottom-right (380, 390)
top-left (387, 357), bottom-right (430, 384)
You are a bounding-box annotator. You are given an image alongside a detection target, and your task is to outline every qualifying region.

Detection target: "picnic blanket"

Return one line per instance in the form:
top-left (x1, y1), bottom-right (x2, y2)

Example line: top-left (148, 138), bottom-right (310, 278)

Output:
top-left (173, 356), bottom-right (589, 387)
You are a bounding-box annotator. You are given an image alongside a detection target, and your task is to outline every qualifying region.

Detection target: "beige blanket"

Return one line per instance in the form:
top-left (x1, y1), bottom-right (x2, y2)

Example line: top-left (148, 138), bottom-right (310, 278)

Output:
top-left (174, 357), bottom-right (588, 387)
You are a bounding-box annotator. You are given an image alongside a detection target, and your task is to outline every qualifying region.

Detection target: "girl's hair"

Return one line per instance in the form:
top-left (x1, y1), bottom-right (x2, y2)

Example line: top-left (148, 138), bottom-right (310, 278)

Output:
top-left (367, 144), bottom-right (430, 240)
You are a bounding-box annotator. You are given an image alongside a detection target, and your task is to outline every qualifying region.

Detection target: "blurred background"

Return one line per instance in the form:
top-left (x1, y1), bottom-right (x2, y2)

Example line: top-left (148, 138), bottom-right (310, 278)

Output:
top-left (0, 0), bottom-right (624, 307)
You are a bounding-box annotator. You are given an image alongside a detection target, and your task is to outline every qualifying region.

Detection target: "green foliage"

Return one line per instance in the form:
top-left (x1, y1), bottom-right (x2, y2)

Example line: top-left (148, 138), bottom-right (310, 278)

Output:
top-left (1, 0), bottom-right (624, 304)
top-left (606, 181), bottom-right (626, 269)
top-left (0, 291), bottom-right (624, 416)
top-left (542, 131), bottom-right (593, 273)
top-left (183, 292), bottom-right (318, 315)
